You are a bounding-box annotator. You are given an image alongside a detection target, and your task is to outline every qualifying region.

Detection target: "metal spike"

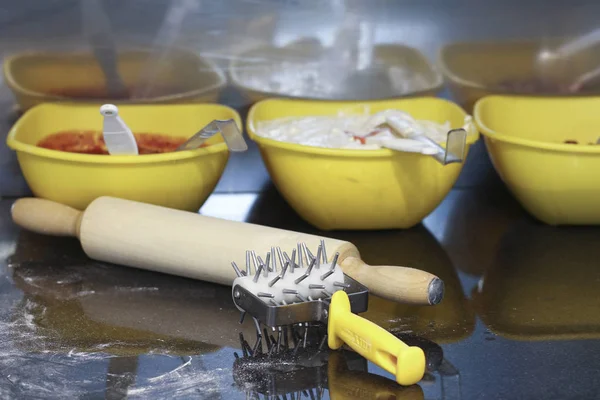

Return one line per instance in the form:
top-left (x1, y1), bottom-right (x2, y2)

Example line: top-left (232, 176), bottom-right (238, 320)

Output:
top-left (318, 334), bottom-right (328, 351)
top-left (283, 326), bottom-right (289, 349)
top-left (309, 284), bottom-right (325, 290)
top-left (253, 265), bottom-right (263, 282)
top-left (261, 254), bottom-right (271, 276)
top-left (296, 294), bottom-right (306, 302)
top-left (258, 292), bottom-right (274, 298)
top-left (297, 243), bottom-right (304, 267)
top-left (268, 340), bottom-right (277, 357)
top-left (322, 289), bottom-right (332, 297)
top-left (251, 251), bottom-right (259, 272)
top-left (306, 255), bottom-right (316, 274)
top-left (306, 246), bottom-right (315, 262)
top-left (320, 239), bottom-right (327, 263)
top-left (334, 281), bottom-right (351, 288)
top-left (239, 311), bottom-right (246, 324)
top-left (252, 317), bottom-right (262, 335)
top-left (276, 247), bottom-right (285, 271)
top-left (293, 336), bottom-right (302, 355)
top-left (240, 334), bottom-right (249, 357)
top-left (330, 252), bottom-right (339, 271)
top-left (270, 247), bottom-right (277, 272)
top-left (294, 274), bottom-right (308, 285)
top-left (308, 296), bottom-right (314, 301)
top-left (294, 258), bottom-right (316, 284)
top-left (252, 335), bottom-right (262, 356)
top-left (315, 245), bottom-right (322, 269)
top-left (301, 243), bottom-right (310, 264)
top-left (290, 248), bottom-right (296, 273)
top-left (291, 326), bottom-right (298, 348)
top-left (268, 274), bottom-right (281, 287)
top-left (276, 327), bottom-right (282, 351)
top-left (269, 299), bottom-right (278, 306)
top-left (281, 299), bottom-right (287, 305)
top-left (283, 288), bottom-right (298, 295)
top-left (280, 260), bottom-right (290, 279)
top-left (231, 261), bottom-right (243, 277)
top-left (320, 270), bottom-right (334, 281)
top-left (303, 324), bottom-right (308, 348)
top-left (245, 251), bottom-right (252, 275)
top-left (257, 255), bottom-right (268, 277)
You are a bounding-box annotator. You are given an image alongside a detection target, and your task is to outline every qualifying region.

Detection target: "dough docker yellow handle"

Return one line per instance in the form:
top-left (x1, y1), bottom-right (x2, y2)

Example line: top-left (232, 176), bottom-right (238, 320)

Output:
top-left (327, 291), bottom-right (426, 386)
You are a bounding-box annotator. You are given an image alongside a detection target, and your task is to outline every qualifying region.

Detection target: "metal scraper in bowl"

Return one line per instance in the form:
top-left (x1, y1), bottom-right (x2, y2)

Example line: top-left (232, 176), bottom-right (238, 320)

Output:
top-left (176, 119), bottom-right (248, 152)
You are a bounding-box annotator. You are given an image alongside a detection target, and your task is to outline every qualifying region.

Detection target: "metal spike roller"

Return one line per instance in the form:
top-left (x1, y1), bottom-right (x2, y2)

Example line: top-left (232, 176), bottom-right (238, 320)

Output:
top-left (231, 242), bottom-right (427, 386)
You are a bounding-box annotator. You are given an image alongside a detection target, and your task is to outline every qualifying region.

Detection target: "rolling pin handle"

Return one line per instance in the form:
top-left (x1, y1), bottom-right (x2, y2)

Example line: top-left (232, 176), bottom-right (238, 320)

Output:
top-left (11, 197), bottom-right (83, 238)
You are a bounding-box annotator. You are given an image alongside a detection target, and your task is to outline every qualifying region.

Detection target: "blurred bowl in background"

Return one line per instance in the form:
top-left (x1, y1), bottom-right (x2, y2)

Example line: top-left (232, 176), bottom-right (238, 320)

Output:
top-left (247, 97), bottom-right (478, 231)
top-left (3, 45), bottom-right (227, 111)
top-left (438, 39), bottom-right (600, 112)
top-left (230, 39), bottom-right (443, 106)
top-left (6, 102), bottom-right (241, 211)
top-left (475, 95), bottom-right (600, 225)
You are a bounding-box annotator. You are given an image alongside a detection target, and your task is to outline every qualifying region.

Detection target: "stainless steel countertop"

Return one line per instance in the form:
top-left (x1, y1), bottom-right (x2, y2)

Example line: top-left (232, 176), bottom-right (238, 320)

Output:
top-left (2, 2), bottom-right (600, 399)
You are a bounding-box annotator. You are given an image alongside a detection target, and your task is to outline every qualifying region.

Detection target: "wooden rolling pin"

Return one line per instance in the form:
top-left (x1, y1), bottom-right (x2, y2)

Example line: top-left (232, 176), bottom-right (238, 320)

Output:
top-left (11, 197), bottom-right (444, 305)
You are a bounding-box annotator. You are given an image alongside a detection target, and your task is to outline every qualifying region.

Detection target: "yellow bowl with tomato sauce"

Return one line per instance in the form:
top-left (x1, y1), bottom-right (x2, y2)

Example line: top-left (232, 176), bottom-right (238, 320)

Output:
top-left (6, 102), bottom-right (241, 211)
top-left (247, 97), bottom-right (478, 230)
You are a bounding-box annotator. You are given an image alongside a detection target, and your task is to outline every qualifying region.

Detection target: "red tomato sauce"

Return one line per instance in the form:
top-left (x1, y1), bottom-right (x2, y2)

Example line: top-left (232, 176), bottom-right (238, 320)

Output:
top-left (37, 130), bottom-right (198, 155)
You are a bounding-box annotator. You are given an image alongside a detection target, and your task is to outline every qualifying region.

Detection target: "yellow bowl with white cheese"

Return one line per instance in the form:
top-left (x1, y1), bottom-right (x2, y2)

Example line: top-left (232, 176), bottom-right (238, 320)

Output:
top-left (247, 97), bottom-right (479, 230)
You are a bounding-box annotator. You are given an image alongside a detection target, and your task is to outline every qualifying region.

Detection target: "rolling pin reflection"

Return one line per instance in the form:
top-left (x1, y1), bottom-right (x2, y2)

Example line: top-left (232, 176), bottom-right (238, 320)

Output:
top-left (10, 241), bottom-right (263, 352)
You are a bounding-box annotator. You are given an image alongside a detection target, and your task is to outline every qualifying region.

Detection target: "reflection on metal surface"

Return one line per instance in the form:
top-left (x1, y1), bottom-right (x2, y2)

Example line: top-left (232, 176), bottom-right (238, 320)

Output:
top-left (233, 329), bottom-right (427, 400)
top-left (472, 221), bottom-right (600, 340)
top-left (332, 225), bottom-right (475, 343)
top-left (396, 334), bottom-right (461, 400)
top-left (233, 328), bottom-right (461, 400)
top-left (425, 185), bottom-right (524, 277)
top-left (8, 230), bottom-right (263, 351)
top-left (105, 357), bottom-right (138, 400)
top-left (199, 193), bottom-right (260, 221)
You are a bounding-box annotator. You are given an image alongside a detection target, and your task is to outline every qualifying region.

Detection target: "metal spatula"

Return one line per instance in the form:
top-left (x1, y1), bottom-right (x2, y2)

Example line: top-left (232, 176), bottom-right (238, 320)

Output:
top-left (176, 119), bottom-right (248, 152)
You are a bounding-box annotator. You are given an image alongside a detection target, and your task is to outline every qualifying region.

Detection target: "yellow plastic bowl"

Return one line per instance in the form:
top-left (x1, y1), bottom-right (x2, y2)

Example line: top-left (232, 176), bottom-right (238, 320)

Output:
top-left (475, 95), bottom-right (600, 225)
top-left (6, 102), bottom-right (241, 211)
top-left (3, 46), bottom-right (227, 111)
top-left (438, 39), bottom-right (600, 112)
top-left (231, 42), bottom-right (443, 105)
top-left (247, 97), bottom-right (478, 231)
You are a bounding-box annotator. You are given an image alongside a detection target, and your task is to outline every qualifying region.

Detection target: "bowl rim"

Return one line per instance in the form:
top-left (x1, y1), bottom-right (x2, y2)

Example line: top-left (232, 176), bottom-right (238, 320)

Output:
top-left (474, 95), bottom-right (600, 153)
top-left (3, 44), bottom-right (228, 104)
top-left (229, 43), bottom-right (445, 101)
top-left (246, 96), bottom-right (478, 158)
top-left (6, 102), bottom-right (239, 164)
top-left (437, 38), bottom-right (600, 96)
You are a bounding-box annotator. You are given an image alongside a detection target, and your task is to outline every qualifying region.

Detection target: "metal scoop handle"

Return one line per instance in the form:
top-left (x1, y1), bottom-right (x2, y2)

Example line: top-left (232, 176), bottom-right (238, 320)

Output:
top-left (412, 128), bottom-right (467, 165)
top-left (176, 119), bottom-right (248, 152)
